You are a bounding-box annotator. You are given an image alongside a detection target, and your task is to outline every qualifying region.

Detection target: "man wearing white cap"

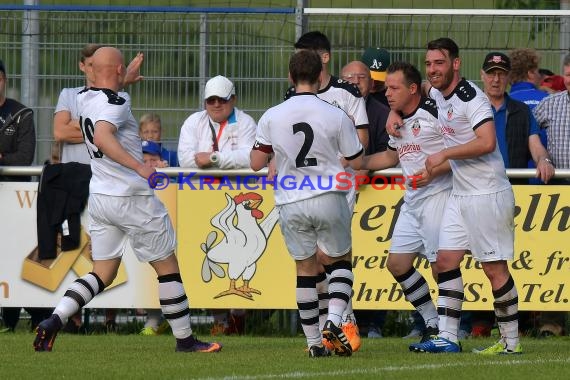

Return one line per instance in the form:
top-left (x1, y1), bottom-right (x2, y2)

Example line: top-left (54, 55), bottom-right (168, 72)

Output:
top-left (178, 75), bottom-right (257, 169)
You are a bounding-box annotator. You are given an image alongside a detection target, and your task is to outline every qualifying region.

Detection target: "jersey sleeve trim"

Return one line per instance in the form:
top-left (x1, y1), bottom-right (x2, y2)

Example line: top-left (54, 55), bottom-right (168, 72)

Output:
top-left (252, 141), bottom-right (273, 154)
top-left (345, 148), bottom-right (364, 161)
top-left (472, 117), bottom-right (493, 131)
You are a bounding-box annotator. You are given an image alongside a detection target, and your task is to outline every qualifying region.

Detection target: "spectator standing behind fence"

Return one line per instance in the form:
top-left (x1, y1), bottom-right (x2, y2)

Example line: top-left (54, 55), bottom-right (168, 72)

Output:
top-left (177, 75), bottom-right (256, 335)
top-left (360, 47), bottom-right (390, 107)
top-left (508, 48), bottom-right (549, 184)
top-left (533, 52), bottom-right (570, 184)
top-left (33, 46), bottom-right (221, 353)
top-left (251, 49), bottom-right (364, 357)
top-left (340, 59), bottom-right (389, 338)
top-left (54, 44), bottom-right (98, 165)
top-left (139, 113), bottom-right (178, 167)
top-left (0, 58), bottom-right (49, 333)
top-left (0, 59), bottom-right (35, 182)
top-left (341, 60), bottom-right (389, 155)
top-left (480, 51), bottom-right (554, 185)
top-left (178, 75), bottom-right (256, 169)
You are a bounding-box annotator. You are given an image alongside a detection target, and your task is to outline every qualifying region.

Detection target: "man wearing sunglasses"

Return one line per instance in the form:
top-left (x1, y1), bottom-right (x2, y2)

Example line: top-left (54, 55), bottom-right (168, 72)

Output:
top-left (178, 75), bottom-right (257, 169)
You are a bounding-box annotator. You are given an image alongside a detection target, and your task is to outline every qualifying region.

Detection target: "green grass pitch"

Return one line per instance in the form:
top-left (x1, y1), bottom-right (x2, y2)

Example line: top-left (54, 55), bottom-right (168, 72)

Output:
top-left (1, 332), bottom-right (569, 379)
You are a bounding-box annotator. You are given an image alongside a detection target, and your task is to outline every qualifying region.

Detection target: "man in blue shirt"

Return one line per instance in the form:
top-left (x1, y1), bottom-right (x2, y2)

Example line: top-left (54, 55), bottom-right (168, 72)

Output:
top-left (508, 48), bottom-right (550, 183)
top-left (481, 52), bottom-right (554, 184)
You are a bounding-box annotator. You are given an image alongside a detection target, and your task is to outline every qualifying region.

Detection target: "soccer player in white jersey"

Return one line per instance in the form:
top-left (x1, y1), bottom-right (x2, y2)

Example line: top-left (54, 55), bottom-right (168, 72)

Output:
top-left (363, 61), bottom-right (452, 344)
top-left (54, 43), bottom-right (142, 164)
top-left (33, 47), bottom-right (221, 353)
top-left (406, 38), bottom-right (521, 354)
top-left (52, 43), bottom-right (142, 333)
top-left (251, 49), bottom-right (364, 357)
top-left (284, 31), bottom-right (368, 351)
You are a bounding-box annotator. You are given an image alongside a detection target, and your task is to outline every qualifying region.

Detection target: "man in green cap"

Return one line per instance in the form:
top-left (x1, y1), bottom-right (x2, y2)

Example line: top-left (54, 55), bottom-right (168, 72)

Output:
top-left (361, 47), bottom-right (390, 107)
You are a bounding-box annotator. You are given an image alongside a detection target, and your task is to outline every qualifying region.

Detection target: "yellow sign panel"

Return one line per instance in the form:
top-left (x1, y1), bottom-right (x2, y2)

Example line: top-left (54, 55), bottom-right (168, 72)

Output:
top-left (178, 189), bottom-right (296, 309)
top-left (177, 185), bottom-right (570, 311)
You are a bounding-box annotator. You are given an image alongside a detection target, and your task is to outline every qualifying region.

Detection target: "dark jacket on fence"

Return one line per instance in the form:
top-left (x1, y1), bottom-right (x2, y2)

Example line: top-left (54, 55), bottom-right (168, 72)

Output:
top-left (36, 162), bottom-right (91, 259)
top-left (504, 96), bottom-right (532, 185)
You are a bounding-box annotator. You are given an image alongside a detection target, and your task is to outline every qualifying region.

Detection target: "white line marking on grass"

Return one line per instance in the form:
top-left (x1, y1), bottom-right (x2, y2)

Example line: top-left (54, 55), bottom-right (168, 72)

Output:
top-left (195, 358), bottom-right (570, 380)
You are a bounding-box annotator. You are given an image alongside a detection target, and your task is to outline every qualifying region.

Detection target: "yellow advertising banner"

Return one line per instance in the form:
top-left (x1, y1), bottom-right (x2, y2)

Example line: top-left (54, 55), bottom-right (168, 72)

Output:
top-left (177, 185), bottom-right (570, 311)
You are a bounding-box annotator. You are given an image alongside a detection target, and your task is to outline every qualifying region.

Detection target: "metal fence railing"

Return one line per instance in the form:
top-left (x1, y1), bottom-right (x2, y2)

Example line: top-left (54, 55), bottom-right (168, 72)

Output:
top-left (1, 5), bottom-right (569, 165)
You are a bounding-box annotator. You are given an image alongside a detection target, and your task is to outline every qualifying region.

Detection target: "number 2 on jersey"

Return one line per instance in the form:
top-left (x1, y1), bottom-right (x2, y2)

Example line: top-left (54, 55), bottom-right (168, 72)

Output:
top-left (293, 122), bottom-right (317, 168)
top-left (79, 116), bottom-right (104, 159)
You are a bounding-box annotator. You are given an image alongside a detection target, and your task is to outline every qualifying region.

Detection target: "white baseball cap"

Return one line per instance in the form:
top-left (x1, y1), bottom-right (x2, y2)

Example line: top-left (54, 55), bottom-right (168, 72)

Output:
top-left (204, 75), bottom-right (235, 100)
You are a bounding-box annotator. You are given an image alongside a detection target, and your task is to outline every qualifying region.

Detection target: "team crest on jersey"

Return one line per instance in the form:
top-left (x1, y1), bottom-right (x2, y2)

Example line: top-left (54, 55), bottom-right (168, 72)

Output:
top-left (200, 192), bottom-right (279, 300)
top-left (447, 105), bottom-right (454, 120)
top-left (411, 120), bottom-right (421, 137)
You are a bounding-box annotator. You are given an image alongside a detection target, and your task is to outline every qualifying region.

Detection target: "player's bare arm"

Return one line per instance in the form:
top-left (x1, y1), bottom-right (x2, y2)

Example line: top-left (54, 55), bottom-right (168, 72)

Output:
top-left (250, 149), bottom-right (269, 172)
top-left (362, 149), bottom-right (399, 171)
top-left (412, 160), bottom-right (451, 188)
top-left (345, 149), bottom-right (364, 171)
top-left (528, 134), bottom-right (555, 183)
top-left (385, 110), bottom-right (403, 137)
top-left (425, 120), bottom-right (496, 174)
top-left (53, 111), bottom-right (84, 143)
top-left (266, 158), bottom-right (277, 181)
top-left (123, 52), bottom-right (144, 87)
top-left (93, 120), bottom-right (154, 179)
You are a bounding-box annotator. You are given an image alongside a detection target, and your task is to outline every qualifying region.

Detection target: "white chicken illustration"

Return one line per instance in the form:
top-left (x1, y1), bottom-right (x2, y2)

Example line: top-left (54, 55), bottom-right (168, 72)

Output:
top-left (201, 192), bottom-right (279, 300)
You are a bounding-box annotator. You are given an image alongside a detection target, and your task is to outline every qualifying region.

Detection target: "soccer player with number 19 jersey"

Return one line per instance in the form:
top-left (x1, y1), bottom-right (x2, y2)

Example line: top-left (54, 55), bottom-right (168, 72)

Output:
top-left (34, 47), bottom-right (221, 354)
top-left (409, 38), bottom-right (521, 355)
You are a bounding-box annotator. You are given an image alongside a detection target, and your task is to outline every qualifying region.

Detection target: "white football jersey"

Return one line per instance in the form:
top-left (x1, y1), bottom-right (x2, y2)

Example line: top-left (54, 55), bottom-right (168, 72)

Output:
top-left (255, 93), bottom-right (363, 205)
top-left (55, 87), bottom-right (131, 164)
top-left (429, 79), bottom-right (511, 195)
top-left (55, 87), bottom-right (91, 164)
top-left (77, 88), bottom-right (152, 196)
top-left (388, 97), bottom-right (452, 203)
top-left (285, 75), bottom-right (369, 128)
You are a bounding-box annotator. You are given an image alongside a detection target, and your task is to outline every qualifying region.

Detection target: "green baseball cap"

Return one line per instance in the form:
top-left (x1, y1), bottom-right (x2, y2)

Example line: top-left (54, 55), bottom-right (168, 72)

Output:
top-left (361, 47), bottom-right (390, 81)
